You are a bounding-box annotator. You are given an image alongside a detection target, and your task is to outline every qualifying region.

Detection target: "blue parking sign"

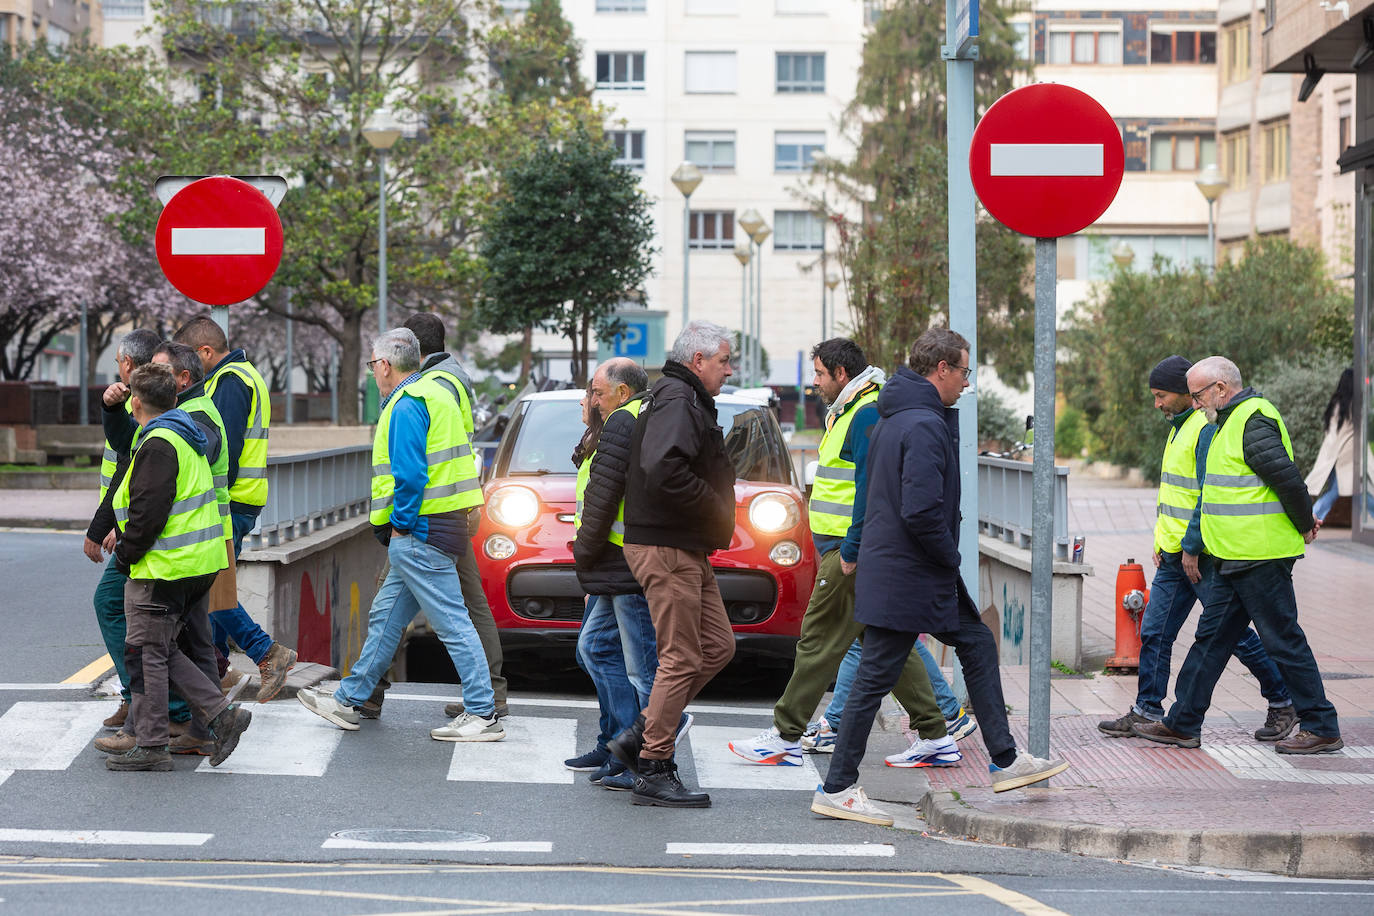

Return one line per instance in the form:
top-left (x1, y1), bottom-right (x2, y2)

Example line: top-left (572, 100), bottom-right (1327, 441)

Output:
top-left (614, 322), bottom-right (649, 357)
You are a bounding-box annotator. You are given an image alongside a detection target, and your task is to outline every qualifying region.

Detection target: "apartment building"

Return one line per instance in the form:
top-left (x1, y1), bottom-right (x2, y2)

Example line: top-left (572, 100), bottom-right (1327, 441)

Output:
top-left (2, 0), bottom-right (102, 50)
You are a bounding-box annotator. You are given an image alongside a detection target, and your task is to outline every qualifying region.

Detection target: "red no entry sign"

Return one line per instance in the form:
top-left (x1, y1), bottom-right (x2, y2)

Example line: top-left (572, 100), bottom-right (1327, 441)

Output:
top-left (969, 83), bottom-right (1124, 239)
top-left (154, 176), bottom-right (284, 306)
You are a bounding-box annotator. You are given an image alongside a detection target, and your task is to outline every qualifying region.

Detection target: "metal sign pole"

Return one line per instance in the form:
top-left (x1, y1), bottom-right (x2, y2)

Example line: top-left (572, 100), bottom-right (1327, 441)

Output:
top-left (1029, 235), bottom-right (1057, 758)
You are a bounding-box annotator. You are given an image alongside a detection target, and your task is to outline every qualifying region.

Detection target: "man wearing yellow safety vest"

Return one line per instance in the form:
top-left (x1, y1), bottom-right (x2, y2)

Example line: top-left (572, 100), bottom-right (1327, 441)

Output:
top-left (568, 358), bottom-right (660, 793)
top-left (730, 337), bottom-right (957, 770)
top-left (173, 317), bottom-right (297, 701)
top-left (1100, 356), bottom-right (1294, 741)
top-left (1135, 356), bottom-right (1342, 754)
top-left (106, 363), bottom-right (252, 772)
top-left (297, 329), bottom-right (502, 742)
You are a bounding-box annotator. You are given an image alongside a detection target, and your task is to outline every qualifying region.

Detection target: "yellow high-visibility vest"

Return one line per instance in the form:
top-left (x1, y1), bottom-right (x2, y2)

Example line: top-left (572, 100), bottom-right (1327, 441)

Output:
top-left (370, 376), bottom-right (482, 527)
top-left (809, 388), bottom-right (880, 536)
top-left (575, 397), bottom-right (645, 547)
top-left (1154, 409), bottom-right (1208, 554)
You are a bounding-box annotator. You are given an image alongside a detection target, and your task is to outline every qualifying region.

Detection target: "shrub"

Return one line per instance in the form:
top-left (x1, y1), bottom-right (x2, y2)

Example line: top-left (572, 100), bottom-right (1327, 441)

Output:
top-left (1055, 405), bottom-right (1088, 458)
top-left (978, 388), bottom-right (1025, 448)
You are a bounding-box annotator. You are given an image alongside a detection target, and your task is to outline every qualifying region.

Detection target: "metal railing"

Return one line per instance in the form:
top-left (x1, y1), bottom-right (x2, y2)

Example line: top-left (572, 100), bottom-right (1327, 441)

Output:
top-left (247, 445), bottom-right (372, 549)
top-left (977, 456), bottom-right (1071, 559)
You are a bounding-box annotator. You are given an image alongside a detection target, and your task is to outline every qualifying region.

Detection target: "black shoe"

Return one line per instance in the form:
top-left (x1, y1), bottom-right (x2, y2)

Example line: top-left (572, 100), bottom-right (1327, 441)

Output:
top-left (1098, 710), bottom-right (1152, 737)
top-left (1254, 705), bottom-right (1299, 742)
top-left (608, 715), bottom-right (646, 774)
top-left (443, 701), bottom-right (510, 720)
top-left (631, 758), bottom-right (710, 808)
top-left (359, 678), bottom-right (390, 719)
top-left (105, 745), bottom-right (172, 772)
top-left (208, 705), bottom-right (252, 767)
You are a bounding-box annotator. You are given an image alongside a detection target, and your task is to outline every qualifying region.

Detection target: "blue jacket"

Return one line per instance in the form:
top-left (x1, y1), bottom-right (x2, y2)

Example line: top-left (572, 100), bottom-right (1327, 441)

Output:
top-left (854, 368), bottom-right (963, 634)
top-left (206, 349), bottom-right (256, 511)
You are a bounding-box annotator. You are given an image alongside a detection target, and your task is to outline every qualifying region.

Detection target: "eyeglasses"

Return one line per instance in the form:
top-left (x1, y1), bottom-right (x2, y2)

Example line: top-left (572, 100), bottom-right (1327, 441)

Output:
top-left (945, 362), bottom-right (972, 380)
top-left (1189, 381), bottom-right (1219, 402)
top-left (366, 358), bottom-right (384, 370)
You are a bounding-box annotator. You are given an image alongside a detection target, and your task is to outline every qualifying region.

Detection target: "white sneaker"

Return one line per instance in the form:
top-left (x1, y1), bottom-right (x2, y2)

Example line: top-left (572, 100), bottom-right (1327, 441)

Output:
top-left (810, 783), bottom-right (894, 826)
top-left (989, 750), bottom-right (1070, 792)
top-left (884, 735), bottom-right (962, 768)
top-left (431, 711), bottom-right (506, 742)
top-left (800, 717), bottom-right (837, 753)
top-left (297, 687), bottom-right (360, 731)
top-left (727, 726), bottom-right (803, 765)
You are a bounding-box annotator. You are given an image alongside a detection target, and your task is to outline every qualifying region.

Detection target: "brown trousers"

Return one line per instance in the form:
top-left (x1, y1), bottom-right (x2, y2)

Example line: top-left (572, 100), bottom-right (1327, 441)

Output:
top-left (624, 544), bottom-right (736, 759)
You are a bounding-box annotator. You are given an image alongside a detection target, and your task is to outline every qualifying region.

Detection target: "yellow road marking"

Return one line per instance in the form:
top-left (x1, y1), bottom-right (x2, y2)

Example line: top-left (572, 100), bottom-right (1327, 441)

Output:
top-left (61, 655), bottom-right (113, 685)
top-left (945, 874), bottom-right (1072, 916)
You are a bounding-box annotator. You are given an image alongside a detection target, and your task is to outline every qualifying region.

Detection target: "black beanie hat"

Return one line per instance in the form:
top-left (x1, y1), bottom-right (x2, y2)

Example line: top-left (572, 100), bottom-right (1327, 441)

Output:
top-left (1149, 355), bottom-right (1192, 395)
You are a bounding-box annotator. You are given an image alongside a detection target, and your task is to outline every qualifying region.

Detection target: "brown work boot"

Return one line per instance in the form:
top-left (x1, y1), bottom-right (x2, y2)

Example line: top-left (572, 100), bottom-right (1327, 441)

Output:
top-left (102, 701), bottom-right (129, 729)
top-left (168, 719), bottom-right (190, 738)
top-left (221, 668), bottom-right (247, 697)
top-left (1131, 720), bottom-right (1201, 748)
top-left (94, 730), bottom-right (136, 754)
top-left (257, 643), bottom-right (298, 702)
top-left (1276, 730), bottom-right (1344, 754)
top-left (169, 733), bottom-right (214, 756)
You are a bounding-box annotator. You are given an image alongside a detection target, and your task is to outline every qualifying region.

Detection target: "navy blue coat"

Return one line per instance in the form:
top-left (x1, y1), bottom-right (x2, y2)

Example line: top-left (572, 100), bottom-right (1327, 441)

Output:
top-left (855, 367), bottom-right (962, 634)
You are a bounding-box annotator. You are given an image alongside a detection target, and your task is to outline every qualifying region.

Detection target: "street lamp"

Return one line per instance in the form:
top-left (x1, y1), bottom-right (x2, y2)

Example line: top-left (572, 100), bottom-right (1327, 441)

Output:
top-left (1195, 163), bottom-right (1228, 273)
top-left (363, 110), bottom-right (402, 331)
top-left (748, 218), bottom-right (771, 387)
top-left (1110, 241), bottom-right (1136, 270)
top-left (672, 162), bottom-right (704, 327)
top-left (824, 270), bottom-right (840, 339)
top-left (734, 241), bottom-right (752, 380)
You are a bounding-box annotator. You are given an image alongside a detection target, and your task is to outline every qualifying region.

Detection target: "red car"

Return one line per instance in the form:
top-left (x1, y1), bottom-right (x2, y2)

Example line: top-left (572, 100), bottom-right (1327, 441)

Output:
top-left (471, 388), bottom-right (815, 663)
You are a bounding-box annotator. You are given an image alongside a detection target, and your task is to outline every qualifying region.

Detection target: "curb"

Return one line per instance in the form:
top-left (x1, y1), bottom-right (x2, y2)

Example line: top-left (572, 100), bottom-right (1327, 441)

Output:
top-left (0, 517), bottom-right (87, 531)
top-left (919, 789), bottom-right (1374, 879)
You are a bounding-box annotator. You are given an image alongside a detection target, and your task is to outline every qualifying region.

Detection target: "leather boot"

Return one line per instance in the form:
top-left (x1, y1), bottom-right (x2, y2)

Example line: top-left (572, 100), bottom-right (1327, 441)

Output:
top-left (608, 714), bottom-right (646, 774)
top-left (631, 757), bottom-right (710, 808)
top-left (257, 643), bottom-right (298, 703)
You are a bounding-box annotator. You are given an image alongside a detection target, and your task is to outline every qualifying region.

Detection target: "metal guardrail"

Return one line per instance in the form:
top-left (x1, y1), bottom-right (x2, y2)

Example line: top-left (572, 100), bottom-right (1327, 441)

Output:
top-left (247, 445), bottom-right (372, 549)
top-left (978, 456), bottom-right (1070, 559)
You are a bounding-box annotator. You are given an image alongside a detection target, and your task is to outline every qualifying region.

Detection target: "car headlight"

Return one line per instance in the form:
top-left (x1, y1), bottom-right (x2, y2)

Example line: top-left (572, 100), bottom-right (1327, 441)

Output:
top-left (769, 540), bottom-right (801, 567)
top-left (487, 485), bottom-right (540, 528)
top-left (749, 492), bottom-right (800, 534)
top-left (484, 534), bottom-right (516, 560)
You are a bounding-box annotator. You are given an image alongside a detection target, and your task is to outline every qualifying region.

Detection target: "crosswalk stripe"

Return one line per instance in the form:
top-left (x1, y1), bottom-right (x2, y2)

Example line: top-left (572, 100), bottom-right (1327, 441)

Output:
top-left (446, 716), bottom-right (577, 784)
top-left (0, 828), bottom-right (212, 846)
top-left (0, 702), bottom-right (109, 771)
top-left (0, 770), bottom-right (11, 788)
top-left (321, 837), bottom-right (552, 852)
top-left (666, 842), bottom-right (895, 857)
top-left (197, 703), bottom-right (343, 777)
top-left (690, 726), bottom-right (822, 791)
top-left (380, 693), bottom-right (773, 717)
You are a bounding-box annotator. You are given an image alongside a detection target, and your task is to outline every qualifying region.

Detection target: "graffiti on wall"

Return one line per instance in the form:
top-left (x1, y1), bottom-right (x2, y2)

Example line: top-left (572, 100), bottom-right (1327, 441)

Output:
top-left (979, 554), bottom-right (1029, 665)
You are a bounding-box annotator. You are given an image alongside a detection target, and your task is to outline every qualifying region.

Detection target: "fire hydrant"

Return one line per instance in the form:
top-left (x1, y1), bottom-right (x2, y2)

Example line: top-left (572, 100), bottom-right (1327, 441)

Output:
top-left (1106, 559), bottom-right (1149, 670)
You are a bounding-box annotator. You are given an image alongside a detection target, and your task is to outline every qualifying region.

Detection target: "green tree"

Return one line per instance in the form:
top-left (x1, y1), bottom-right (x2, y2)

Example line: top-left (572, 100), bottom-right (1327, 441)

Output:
top-left (476, 130), bottom-right (656, 387)
top-left (807, 0), bottom-right (1034, 377)
top-left (1061, 237), bottom-right (1353, 479)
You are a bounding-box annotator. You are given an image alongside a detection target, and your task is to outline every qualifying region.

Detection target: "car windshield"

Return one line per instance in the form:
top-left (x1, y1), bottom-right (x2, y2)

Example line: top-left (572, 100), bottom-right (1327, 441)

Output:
top-left (498, 398), bottom-right (795, 485)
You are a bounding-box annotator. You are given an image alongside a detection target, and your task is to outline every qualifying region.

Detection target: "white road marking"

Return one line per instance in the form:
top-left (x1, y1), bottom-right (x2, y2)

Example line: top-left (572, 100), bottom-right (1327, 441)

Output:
top-left (0, 770), bottom-right (11, 788)
top-left (446, 716), bottom-right (577, 784)
top-left (989, 143), bottom-right (1104, 177)
top-left (665, 842), bottom-right (895, 857)
top-left (321, 837), bottom-right (551, 853)
top-left (170, 227), bottom-right (265, 256)
top-left (1203, 744), bottom-right (1374, 785)
top-left (381, 693), bottom-right (773, 717)
top-left (691, 726), bottom-right (822, 790)
top-left (0, 829), bottom-right (211, 846)
top-left (0, 702), bottom-right (107, 770)
top-left (196, 703), bottom-right (343, 777)
top-left (0, 684), bottom-right (97, 691)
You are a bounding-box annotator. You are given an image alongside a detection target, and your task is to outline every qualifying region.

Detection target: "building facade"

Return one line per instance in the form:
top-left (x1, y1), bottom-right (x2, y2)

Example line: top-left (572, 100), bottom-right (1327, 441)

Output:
top-left (2, 0), bottom-right (102, 50)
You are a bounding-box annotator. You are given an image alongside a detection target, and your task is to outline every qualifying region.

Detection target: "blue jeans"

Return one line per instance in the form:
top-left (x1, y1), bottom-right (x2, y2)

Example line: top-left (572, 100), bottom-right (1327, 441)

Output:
top-left (1165, 559), bottom-right (1338, 739)
top-left (824, 637), bottom-right (962, 724)
top-left (336, 535), bottom-right (494, 716)
top-left (1135, 552), bottom-right (1290, 720)
top-left (1312, 469), bottom-right (1374, 521)
top-left (576, 593), bottom-right (659, 749)
top-left (208, 512), bottom-right (274, 664)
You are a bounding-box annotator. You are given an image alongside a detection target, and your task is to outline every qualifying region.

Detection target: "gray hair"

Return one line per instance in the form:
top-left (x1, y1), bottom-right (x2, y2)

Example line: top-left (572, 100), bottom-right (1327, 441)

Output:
top-left (372, 328), bottom-right (421, 373)
top-left (599, 357), bottom-right (648, 394)
top-left (155, 341), bottom-right (204, 383)
top-left (117, 329), bottom-right (161, 367)
top-left (668, 320), bottom-right (732, 365)
top-left (1190, 356), bottom-right (1243, 390)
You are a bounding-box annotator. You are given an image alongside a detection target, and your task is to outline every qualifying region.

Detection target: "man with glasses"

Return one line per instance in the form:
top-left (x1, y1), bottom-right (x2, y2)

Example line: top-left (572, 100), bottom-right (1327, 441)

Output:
top-left (1135, 356), bottom-right (1342, 754)
top-left (1099, 356), bottom-right (1294, 743)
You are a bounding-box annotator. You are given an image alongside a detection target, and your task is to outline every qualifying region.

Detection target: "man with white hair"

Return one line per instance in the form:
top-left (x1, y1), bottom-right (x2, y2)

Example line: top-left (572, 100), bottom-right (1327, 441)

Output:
top-left (608, 320), bottom-right (737, 808)
top-left (1135, 356), bottom-right (1342, 754)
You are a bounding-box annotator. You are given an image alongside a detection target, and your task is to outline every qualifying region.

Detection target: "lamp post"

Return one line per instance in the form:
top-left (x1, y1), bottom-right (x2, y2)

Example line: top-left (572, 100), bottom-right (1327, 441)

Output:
top-left (824, 271), bottom-right (840, 340)
top-left (737, 209), bottom-right (763, 385)
top-left (749, 219), bottom-right (771, 387)
top-left (1194, 163), bottom-right (1228, 273)
top-left (672, 162), bottom-right (704, 328)
top-left (734, 241), bottom-right (752, 381)
top-left (363, 110), bottom-right (402, 331)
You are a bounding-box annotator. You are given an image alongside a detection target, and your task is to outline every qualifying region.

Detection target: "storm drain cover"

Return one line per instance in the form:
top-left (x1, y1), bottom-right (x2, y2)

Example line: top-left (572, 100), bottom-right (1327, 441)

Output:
top-left (330, 829), bottom-right (490, 845)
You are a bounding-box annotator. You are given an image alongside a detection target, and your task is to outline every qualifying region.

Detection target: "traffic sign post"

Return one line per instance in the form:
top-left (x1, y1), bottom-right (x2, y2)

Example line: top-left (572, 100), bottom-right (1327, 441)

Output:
top-left (970, 83), bottom-right (1123, 759)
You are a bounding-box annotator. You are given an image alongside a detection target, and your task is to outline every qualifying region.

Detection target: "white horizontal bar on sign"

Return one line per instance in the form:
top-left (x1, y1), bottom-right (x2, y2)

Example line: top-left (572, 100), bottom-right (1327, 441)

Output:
top-left (0, 828), bottom-right (212, 846)
top-left (321, 837), bottom-right (552, 853)
top-left (666, 843), bottom-right (895, 857)
top-left (170, 227), bottom-right (266, 256)
top-left (989, 143), bottom-right (1104, 177)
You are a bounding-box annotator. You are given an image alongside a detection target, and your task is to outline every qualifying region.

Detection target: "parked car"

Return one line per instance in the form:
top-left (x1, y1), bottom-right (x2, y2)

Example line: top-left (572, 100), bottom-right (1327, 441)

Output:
top-left (471, 388), bottom-right (815, 664)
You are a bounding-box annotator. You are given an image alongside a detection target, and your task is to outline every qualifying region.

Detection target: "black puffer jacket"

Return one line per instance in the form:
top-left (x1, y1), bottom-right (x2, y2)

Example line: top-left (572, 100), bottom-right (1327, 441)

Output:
top-left (573, 394), bottom-right (646, 595)
top-left (1219, 388), bottom-right (1314, 536)
top-left (623, 361), bottom-right (736, 552)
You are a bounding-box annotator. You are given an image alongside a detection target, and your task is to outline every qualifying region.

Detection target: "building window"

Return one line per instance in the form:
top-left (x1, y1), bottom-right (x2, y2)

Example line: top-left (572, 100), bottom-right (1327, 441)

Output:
top-left (1222, 129), bottom-right (1249, 190)
top-left (685, 131), bottom-right (736, 171)
top-left (1012, 21), bottom-right (1032, 60)
top-left (101, 1), bottom-right (146, 19)
top-left (605, 130), bottom-right (645, 169)
top-left (776, 52), bottom-right (825, 93)
top-left (1046, 25), bottom-right (1123, 65)
top-left (1339, 100), bottom-right (1352, 155)
top-left (596, 0), bottom-right (646, 10)
top-left (689, 210), bottom-right (736, 250)
top-left (596, 52), bottom-right (646, 90)
top-left (775, 131), bottom-right (825, 171)
top-left (773, 210), bottom-right (824, 251)
top-left (1150, 28), bottom-right (1216, 64)
top-left (1263, 120), bottom-right (1289, 183)
top-left (684, 51), bottom-right (738, 93)
top-left (1149, 132), bottom-right (1216, 171)
top-left (1222, 21), bottom-right (1250, 84)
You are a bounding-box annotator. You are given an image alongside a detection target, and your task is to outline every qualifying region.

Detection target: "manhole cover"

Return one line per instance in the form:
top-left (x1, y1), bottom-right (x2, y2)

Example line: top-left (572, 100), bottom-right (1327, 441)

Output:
top-left (330, 829), bottom-right (489, 844)
top-left (1319, 671), bottom-right (1372, 681)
